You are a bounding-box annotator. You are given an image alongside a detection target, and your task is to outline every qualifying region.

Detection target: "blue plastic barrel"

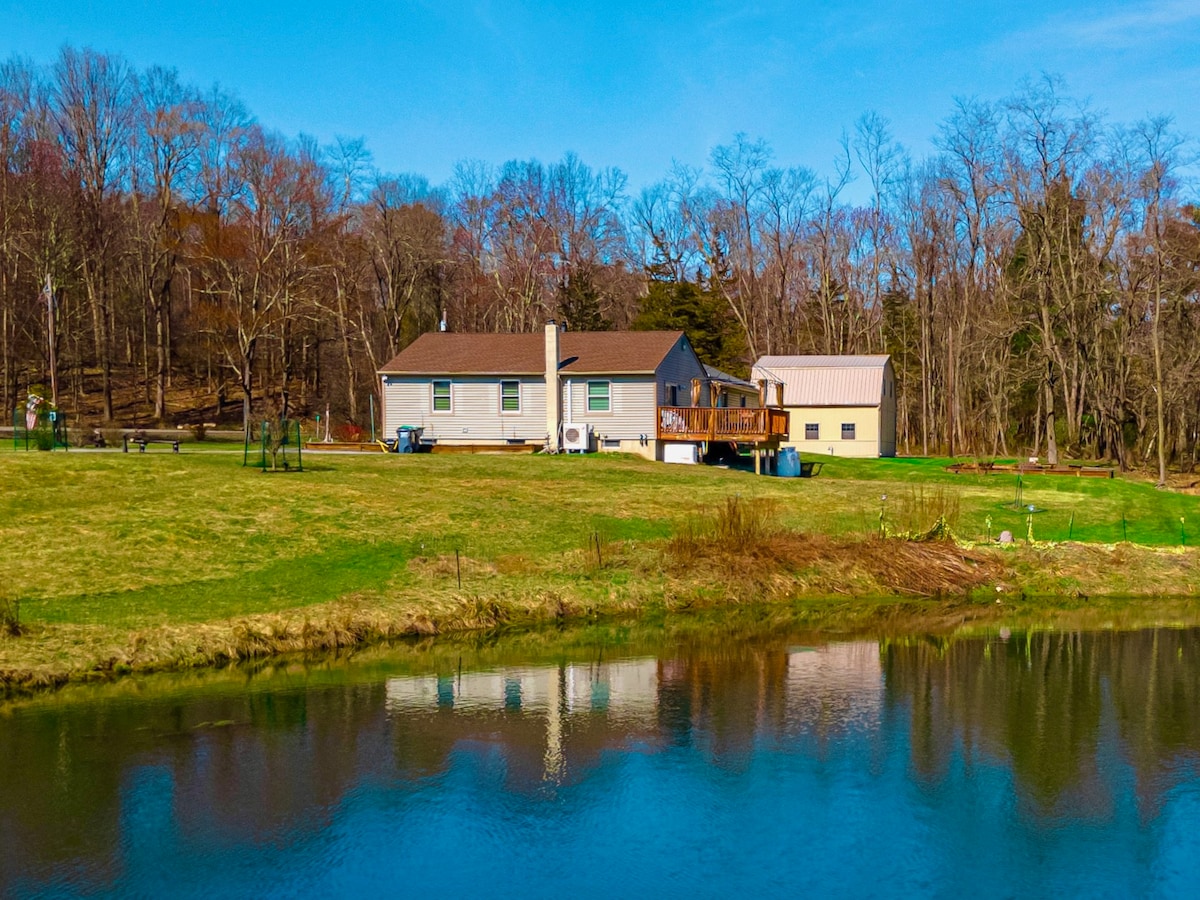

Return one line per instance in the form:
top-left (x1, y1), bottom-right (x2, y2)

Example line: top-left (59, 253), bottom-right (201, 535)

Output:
top-left (777, 447), bottom-right (801, 477)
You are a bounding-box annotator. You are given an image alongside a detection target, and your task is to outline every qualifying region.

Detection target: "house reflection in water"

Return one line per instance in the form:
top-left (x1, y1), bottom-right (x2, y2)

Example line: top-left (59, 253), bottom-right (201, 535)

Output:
top-left (383, 646), bottom-right (884, 784)
top-left (385, 659), bottom-right (661, 784)
top-left (785, 642), bottom-right (883, 734)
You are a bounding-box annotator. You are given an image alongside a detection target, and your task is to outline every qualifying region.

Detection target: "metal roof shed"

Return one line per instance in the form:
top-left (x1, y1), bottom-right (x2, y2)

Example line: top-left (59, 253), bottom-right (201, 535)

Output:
top-left (751, 355), bottom-right (896, 457)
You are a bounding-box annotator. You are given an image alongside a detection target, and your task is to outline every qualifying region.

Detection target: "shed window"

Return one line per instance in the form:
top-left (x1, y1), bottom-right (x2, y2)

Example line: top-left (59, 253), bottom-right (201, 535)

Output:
top-left (501, 380), bottom-right (520, 412)
top-left (432, 380), bottom-right (451, 412)
top-left (805, 423), bottom-right (819, 440)
top-left (587, 381), bottom-right (611, 412)
top-left (841, 423), bottom-right (856, 440)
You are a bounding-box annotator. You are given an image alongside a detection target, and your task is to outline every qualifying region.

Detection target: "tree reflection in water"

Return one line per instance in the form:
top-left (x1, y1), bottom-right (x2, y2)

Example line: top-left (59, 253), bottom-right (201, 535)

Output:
top-left (2, 624), bottom-right (1199, 894)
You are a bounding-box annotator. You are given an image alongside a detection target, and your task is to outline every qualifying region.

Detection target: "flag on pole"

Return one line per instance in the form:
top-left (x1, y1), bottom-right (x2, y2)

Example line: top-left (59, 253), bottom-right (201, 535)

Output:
top-left (26, 394), bottom-right (42, 431)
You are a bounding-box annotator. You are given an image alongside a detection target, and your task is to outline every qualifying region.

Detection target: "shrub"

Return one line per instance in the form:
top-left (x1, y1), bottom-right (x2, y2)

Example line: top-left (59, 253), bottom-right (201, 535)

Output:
top-left (0, 596), bottom-right (21, 637)
top-left (886, 485), bottom-right (961, 538)
top-left (333, 423), bottom-right (366, 442)
top-left (667, 495), bottom-right (780, 564)
top-left (32, 425), bottom-right (54, 451)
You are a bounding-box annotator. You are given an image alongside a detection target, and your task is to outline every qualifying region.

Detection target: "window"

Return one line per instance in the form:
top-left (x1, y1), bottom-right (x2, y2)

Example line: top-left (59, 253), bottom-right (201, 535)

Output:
top-left (841, 423), bottom-right (856, 440)
top-left (805, 423), bottom-right (819, 440)
top-left (432, 380), bottom-right (451, 412)
top-left (666, 384), bottom-right (678, 406)
top-left (587, 380), bottom-right (611, 412)
top-left (500, 380), bottom-right (520, 413)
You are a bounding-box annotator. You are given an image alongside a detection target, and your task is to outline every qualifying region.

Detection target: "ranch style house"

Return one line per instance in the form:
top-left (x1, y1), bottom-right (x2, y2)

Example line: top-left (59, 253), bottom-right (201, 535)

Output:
top-left (378, 324), bottom-right (788, 462)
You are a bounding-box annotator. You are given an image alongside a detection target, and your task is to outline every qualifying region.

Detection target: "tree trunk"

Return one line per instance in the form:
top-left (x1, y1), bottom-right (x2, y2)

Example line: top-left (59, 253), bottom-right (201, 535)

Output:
top-left (241, 339), bottom-right (256, 437)
top-left (1044, 364), bottom-right (1058, 465)
top-left (1152, 279), bottom-right (1167, 486)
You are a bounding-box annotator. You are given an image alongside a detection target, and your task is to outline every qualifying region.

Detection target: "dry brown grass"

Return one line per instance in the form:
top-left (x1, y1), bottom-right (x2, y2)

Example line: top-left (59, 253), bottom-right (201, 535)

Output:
top-left (661, 495), bottom-right (999, 601)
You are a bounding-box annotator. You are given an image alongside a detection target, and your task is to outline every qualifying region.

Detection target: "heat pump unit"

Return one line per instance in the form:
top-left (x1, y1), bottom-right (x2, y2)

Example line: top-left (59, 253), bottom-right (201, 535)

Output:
top-left (563, 423), bottom-right (593, 452)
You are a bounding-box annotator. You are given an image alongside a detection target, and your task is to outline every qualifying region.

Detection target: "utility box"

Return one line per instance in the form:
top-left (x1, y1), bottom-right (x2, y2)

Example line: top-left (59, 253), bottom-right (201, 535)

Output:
top-left (663, 442), bottom-right (700, 465)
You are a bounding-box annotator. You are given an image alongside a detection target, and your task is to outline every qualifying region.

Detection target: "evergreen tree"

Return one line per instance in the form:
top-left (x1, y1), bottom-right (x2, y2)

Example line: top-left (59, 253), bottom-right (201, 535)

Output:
top-left (556, 269), bottom-right (610, 331)
top-left (632, 279), bottom-right (747, 376)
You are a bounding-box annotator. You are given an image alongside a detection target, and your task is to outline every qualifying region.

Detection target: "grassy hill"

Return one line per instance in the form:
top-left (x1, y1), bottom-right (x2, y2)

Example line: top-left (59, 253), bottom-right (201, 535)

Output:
top-left (1, 449), bottom-right (1198, 688)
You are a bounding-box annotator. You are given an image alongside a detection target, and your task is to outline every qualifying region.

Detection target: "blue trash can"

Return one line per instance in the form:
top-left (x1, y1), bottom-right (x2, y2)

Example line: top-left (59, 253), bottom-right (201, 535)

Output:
top-left (395, 426), bottom-right (423, 453)
top-left (777, 447), bottom-right (800, 477)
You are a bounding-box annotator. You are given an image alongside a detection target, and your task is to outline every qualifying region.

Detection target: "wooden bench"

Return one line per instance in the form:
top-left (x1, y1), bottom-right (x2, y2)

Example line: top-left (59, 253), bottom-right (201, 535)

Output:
top-left (123, 434), bottom-right (180, 453)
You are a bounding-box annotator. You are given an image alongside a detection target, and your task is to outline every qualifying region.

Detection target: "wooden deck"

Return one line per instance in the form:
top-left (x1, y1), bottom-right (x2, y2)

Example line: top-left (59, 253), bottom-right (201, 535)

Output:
top-left (657, 406), bottom-right (789, 443)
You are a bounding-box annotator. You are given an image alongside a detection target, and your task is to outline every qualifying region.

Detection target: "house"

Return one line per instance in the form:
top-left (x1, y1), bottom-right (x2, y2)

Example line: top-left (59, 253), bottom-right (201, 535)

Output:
top-left (378, 324), bottom-right (787, 462)
top-left (750, 355), bottom-right (896, 458)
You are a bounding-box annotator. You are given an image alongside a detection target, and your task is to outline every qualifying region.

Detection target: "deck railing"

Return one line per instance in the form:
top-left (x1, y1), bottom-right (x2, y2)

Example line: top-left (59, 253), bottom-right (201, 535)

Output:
top-left (657, 406), bottom-right (788, 443)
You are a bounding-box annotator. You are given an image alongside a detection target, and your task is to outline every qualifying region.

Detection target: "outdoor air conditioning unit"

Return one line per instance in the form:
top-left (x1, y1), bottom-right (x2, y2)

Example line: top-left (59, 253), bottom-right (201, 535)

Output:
top-left (562, 423), bottom-right (593, 452)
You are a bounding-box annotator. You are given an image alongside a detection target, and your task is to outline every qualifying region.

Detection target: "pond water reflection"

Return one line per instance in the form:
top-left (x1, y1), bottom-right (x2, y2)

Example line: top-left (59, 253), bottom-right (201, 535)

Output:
top-left (3, 622), bottom-right (1200, 897)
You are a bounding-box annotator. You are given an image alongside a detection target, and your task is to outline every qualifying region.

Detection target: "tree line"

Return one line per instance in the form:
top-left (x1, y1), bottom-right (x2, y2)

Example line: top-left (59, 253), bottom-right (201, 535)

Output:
top-left (2, 49), bottom-right (1197, 474)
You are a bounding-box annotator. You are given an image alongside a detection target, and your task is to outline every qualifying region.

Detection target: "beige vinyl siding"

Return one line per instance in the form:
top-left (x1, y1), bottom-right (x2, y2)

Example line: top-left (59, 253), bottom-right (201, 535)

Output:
top-left (561, 376), bottom-right (658, 441)
top-left (382, 375), bottom-right (548, 443)
top-left (783, 406), bottom-right (882, 458)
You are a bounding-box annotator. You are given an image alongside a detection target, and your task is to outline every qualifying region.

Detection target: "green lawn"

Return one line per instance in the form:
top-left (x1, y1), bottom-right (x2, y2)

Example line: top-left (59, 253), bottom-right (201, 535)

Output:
top-left (2, 449), bottom-right (1197, 631)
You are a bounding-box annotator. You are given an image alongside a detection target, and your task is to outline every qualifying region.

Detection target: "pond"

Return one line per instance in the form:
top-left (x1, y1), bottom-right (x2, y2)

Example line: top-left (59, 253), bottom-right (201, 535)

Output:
top-left (3, 615), bottom-right (1200, 897)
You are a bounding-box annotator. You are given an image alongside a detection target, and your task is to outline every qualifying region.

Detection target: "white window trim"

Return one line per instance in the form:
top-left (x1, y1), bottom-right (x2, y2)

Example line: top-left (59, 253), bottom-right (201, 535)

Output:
top-left (587, 380), bottom-right (612, 414)
top-left (841, 422), bottom-right (856, 440)
top-left (805, 423), bottom-right (820, 440)
top-left (431, 379), bottom-right (452, 414)
top-left (500, 379), bottom-right (521, 414)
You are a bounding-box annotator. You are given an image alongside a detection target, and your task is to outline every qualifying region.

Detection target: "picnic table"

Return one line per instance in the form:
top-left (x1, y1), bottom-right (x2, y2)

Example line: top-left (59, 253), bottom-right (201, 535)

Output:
top-left (123, 432), bottom-right (180, 453)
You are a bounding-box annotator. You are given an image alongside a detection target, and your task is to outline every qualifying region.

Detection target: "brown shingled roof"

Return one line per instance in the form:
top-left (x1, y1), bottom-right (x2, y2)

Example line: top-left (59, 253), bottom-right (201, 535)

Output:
top-left (378, 331), bottom-right (689, 375)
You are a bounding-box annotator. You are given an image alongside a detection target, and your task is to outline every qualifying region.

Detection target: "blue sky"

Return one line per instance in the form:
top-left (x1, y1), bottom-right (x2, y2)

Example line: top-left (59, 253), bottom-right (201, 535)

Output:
top-left (3, 1), bottom-right (1198, 194)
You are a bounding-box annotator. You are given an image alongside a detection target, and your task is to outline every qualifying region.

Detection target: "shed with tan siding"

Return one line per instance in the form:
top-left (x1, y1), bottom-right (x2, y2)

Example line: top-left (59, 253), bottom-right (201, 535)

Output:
top-left (751, 355), bottom-right (896, 458)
